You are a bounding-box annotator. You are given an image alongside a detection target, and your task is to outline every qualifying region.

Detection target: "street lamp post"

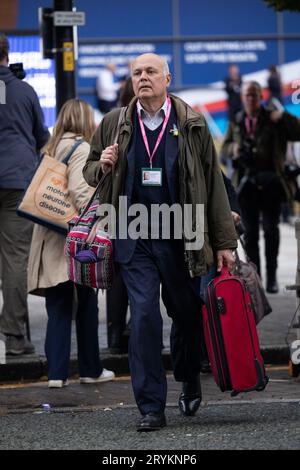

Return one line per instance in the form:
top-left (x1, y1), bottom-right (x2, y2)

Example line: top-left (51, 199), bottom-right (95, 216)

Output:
top-left (53, 0), bottom-right (76, 114)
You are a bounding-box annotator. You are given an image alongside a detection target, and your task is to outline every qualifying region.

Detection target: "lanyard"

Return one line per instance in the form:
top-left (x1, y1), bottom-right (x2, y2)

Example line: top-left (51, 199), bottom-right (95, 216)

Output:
top-left (137, 96), bottom-right (171, 168)
top-left (245, 115), bottom-right (257, 137)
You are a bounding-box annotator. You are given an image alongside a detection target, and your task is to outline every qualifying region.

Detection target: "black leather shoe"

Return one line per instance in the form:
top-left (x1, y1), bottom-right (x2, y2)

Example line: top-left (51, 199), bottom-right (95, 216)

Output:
top-left (137, 412), bottom-right (166, 432)
top-left (266, 279), bottom-right (279, 294)
top-left (179, 377), bottom-right (202, 416)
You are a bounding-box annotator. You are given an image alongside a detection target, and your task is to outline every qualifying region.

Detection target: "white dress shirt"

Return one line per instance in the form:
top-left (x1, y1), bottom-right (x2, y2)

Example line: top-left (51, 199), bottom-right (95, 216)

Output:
top-left (137, 98), bottom-right (168, 130)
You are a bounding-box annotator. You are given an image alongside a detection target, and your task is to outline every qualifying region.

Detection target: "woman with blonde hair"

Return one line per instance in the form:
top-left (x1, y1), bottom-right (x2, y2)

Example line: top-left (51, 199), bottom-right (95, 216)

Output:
top-left (28, 98), bottom-right (115, 387)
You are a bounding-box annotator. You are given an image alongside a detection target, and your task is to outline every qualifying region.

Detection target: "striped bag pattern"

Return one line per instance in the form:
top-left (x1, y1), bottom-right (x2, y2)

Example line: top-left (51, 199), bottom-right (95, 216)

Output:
top-left (65, 199), bottom-right (113, 289)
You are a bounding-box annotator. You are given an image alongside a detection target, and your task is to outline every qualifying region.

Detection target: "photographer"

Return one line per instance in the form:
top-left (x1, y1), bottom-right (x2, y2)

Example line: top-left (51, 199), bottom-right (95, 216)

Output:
top-left (221, 81), bottom-right (300, 293)
top-left (0, 33), bottom-right (49, 355)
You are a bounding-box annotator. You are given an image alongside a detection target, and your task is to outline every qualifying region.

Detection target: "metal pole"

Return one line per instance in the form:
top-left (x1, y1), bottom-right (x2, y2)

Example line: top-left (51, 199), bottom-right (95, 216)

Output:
top-left (172, 0), bottom-right (182, 89)
top-left (53, 0), bottom-right (76, 114)
top-left (276, 12), bottom-right (285, 66)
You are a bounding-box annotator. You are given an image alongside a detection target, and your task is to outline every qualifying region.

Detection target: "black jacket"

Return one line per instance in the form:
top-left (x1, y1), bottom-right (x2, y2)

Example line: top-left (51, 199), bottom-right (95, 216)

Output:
top-left (0, 66), bottom-right (49, 189)
top-left (221, 106), bottom-right (300, 200)
top-left (222, 172), bottom-right (240, 214)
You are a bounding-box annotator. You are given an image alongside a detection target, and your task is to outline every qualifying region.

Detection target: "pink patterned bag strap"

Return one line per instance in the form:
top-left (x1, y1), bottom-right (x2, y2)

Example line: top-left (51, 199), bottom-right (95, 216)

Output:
top-left (76, 106), bottom-right (127, 224)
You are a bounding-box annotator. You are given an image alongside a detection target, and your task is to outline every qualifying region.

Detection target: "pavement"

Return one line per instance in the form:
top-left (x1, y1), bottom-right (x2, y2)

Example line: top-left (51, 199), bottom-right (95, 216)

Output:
top-left (0, 221), bottom-right (300, 383)
top-left (0, 367), bottom-right (299, 449)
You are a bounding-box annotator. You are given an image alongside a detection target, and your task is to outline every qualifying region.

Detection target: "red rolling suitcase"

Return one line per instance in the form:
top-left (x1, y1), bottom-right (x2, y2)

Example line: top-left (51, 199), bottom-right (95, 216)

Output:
top-left (202, 267), bottom-right (268, 396)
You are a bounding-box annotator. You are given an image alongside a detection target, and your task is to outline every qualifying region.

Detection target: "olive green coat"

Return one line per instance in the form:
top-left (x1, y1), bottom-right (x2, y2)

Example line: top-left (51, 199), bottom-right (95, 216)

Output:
top-left (83, 94), bottom-right (237, 276)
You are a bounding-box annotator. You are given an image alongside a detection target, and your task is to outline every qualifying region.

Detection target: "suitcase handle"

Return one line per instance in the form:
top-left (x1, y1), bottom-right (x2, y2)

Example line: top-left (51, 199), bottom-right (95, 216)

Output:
top-left (219, 266), bottom-right (232, 278)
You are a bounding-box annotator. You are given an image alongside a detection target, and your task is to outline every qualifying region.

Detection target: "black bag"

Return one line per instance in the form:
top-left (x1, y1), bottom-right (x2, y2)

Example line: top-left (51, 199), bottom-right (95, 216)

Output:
top-left (237, 171), bottom-right (286, 203)
top-left (233, 237), bottom-right (272, 325)
top-left (234, 253), bottom-right (272, 324)
top-left (285, 164), bottom-right (300, 202)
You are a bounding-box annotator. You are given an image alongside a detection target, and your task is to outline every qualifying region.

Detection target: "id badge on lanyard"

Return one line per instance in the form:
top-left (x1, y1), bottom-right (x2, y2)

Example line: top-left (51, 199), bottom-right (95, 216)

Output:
top-left (138, 96), bottom-right (171, 187)
top-left (141, 167), bottom-right (162, 186)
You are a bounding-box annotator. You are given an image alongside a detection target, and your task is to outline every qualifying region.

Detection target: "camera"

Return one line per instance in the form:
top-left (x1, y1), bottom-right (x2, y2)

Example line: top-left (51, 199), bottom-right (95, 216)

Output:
top-left (9, 63), bottom-right (26, 80)
top-left (233, 137), bottom-right (256, 170)
top-left (284, 163), bottom-right (300, 180)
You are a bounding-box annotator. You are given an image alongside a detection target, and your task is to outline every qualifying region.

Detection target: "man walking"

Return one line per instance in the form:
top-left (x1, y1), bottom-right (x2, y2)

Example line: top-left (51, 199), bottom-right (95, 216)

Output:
top-left (222, 81), bottom-right (300, 293)
top-left (96, 63), bottom-right (120, 114)
top-left (224, 64), bottom-right (243, 122)
top-left (83, 53), bottom-right (237, 431)
top-left (0, 33), bottom-right (49, 354)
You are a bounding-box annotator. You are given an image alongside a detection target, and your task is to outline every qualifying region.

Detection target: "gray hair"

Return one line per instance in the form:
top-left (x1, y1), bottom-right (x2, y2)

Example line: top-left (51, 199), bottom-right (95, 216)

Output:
top-left (131, 54), bottom-right (170, 77)
top-left (241, 81), bottom-right (262, 94)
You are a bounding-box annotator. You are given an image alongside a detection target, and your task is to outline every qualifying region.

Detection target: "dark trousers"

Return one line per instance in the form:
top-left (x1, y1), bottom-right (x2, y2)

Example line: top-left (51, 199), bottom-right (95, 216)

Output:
top-left (119, 239), bottom-right (202, 415)
top-left (0, 189), bottom-right (33, 337)
top-left (45, 281), bottom-right (103, 380)
top-left (238, 181), bottom-right (281, 278)
top-left (106, 271), bottom-right (129, 349)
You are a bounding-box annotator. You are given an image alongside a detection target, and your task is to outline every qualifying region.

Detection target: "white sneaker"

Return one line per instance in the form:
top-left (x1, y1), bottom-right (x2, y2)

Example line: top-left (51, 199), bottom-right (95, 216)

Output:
top-left (80, 368), bottom-right (115, 384)
top-left (48, 379), bottom-right (69, 388)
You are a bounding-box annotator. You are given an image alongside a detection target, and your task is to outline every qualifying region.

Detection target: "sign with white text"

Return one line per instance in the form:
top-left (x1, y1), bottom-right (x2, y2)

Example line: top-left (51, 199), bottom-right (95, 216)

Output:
top-left (54, 11), bottom-right (85, 27)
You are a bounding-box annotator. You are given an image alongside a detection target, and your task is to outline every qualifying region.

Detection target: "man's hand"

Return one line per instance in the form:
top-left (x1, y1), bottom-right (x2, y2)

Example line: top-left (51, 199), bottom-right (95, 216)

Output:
top-left (216, 249), bottom-right (235, 272)
top-left (232, 142), bottom-right (240, 158)
top-left (231, 211), bottom-right (241, 224)
top-left (270, 110), bottom-right (284, 123)
top-left (100, 143), bottom-right (119, 173)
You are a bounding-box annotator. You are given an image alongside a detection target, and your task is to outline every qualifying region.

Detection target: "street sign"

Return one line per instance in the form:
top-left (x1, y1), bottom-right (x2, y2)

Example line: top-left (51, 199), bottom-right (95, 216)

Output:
top-left (54, 11), bottom-right (85, 27)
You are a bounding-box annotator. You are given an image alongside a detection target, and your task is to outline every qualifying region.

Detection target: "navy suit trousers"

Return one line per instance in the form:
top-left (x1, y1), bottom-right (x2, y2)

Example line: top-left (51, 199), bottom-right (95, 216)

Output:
top-left (119, 239), bottom-right (203, 415)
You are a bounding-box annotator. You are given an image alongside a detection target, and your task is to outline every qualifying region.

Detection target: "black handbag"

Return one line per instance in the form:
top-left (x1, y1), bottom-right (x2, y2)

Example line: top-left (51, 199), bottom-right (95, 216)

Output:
top-left (233, 238), bottom-right (272, 325)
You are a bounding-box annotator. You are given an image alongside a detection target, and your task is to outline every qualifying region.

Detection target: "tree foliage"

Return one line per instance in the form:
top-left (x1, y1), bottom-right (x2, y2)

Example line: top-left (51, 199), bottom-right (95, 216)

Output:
top-left (263, 0), bottom-right (300, 12)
